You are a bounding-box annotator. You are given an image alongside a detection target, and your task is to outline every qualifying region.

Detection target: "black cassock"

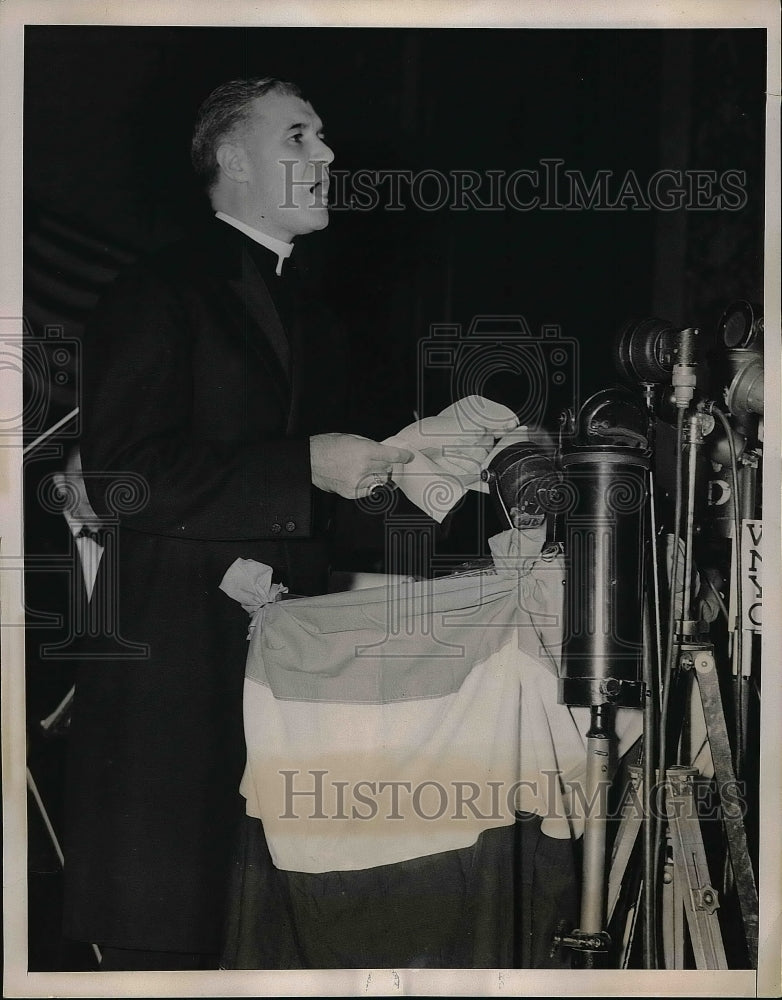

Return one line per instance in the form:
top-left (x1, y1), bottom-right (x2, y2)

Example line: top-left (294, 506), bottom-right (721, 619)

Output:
top-left (63, 219), bottom-right (347, 955)
top-left (63, 217), bottom-right (578, 967)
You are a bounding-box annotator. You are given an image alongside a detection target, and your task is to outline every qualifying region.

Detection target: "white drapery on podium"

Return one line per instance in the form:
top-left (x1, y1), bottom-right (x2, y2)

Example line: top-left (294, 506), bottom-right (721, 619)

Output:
top-left (221, 528), bottom-right (644, 877)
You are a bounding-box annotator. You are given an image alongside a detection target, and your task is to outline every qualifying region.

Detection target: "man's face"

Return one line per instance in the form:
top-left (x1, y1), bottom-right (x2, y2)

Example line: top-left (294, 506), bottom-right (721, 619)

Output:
top-left (239, 90), bottom-right (334, 242)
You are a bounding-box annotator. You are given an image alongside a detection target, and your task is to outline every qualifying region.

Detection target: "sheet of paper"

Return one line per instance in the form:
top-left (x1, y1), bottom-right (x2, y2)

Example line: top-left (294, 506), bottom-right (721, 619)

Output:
top-left (383, 395), bottom-right (522, 521)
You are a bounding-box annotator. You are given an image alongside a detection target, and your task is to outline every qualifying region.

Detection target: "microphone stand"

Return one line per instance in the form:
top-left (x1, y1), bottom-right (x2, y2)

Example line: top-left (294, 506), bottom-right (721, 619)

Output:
top-left (577, 703), bottom-right (617, 965)
top-left (552, 434), bottom-right (650, 967)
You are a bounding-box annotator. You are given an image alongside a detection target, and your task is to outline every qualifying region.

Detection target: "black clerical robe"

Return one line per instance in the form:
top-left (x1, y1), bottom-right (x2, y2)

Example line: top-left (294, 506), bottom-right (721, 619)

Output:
top-left (63, 219), bottom-right (347, 954)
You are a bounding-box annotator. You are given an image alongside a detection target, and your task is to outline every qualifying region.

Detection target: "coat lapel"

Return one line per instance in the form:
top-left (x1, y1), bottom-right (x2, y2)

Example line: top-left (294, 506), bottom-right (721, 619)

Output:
top-left (227, 246), bottom-right (292, 383)
top-left (205, 219), bottom-right (307, 432)
top-left (207, 226), bottom-right (293, 422)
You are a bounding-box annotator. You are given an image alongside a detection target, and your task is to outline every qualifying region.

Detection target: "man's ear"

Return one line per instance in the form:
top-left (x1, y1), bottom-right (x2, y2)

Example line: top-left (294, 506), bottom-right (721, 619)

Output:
top-left (215, 142), bottom-right (249, 183)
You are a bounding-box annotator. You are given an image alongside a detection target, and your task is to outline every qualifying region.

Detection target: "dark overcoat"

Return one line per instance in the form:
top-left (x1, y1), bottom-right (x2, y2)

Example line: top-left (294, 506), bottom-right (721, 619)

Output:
top-left (62, 218), bottom-right (347, 953)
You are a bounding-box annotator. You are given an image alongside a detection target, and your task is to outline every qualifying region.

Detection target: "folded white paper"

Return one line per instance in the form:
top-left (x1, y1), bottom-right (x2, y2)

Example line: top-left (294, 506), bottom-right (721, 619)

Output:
top-left (383, 395), bottom-right (523, 522)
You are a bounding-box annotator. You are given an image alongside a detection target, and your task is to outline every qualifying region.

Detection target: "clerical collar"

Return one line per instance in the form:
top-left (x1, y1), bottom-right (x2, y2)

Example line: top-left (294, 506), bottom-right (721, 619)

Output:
top-left (215, 212), bottom-right (293, 276)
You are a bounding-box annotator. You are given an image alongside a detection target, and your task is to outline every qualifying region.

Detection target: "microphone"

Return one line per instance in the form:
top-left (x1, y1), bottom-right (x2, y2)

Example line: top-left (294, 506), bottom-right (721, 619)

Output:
top-left (717, 299), bottom-right (763, 351)
top-left (556, 390), bottom-right (650, 710)
top-left (671, 326), bottom-right (698, 409)
top-left (616, 317), bottom-right (677, 384)
top-left (482, 442), bottom-right (560, 530)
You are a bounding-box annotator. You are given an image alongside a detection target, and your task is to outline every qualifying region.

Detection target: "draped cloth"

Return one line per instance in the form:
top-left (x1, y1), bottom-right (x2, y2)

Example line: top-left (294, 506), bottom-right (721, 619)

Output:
top-left (219, 528), bottom-right (643, 967)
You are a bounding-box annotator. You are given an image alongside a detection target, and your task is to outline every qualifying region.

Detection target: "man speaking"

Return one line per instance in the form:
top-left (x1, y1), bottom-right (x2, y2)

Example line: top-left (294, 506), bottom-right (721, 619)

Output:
top-left (63, 77), bottom-right (412, 971)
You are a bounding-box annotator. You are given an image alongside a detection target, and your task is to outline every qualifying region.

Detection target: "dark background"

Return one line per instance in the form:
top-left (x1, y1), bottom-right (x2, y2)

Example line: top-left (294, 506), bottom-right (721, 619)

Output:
top-left (24, 26), bottom-right (766, 433)
top-left (22, 25), bottom-right (767, 970)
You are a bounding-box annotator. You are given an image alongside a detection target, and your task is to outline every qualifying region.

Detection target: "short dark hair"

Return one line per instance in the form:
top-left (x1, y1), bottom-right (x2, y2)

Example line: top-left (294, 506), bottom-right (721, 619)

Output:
top-left (190, 77), bottom-right (304, 192)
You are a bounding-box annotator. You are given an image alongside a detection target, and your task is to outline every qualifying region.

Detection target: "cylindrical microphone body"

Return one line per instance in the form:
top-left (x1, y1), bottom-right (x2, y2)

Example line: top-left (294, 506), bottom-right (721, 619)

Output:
top-left (558, 446), bottom-right (649, 709)
top-left (724, 348), bottom-right (764, 417)
top-left (616, 317), bottom-right (677, 383)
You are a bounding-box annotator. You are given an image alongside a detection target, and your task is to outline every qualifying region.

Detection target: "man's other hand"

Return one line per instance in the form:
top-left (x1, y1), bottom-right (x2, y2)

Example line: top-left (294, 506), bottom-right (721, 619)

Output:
top-left (310, 433), bottom-right (414, 499)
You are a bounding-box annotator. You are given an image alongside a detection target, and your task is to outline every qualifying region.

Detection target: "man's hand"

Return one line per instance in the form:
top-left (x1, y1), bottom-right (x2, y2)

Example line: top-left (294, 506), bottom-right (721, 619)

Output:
top-left (310, 433), bottom-right (414, 499)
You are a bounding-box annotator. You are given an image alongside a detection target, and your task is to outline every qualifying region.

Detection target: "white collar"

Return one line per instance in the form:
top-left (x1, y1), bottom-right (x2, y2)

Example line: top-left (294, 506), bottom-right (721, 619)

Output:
top-left (215, 212), bottom-right (293, 276)
top-left (64, 512), bottom-right (104, 542)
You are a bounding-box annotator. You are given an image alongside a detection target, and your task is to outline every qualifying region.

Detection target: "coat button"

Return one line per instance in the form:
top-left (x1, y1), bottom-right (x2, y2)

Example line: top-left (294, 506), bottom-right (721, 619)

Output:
top-left (271, 522), bottom-right (282, 534)
top-left (285, 520), bottom-right (296, 533)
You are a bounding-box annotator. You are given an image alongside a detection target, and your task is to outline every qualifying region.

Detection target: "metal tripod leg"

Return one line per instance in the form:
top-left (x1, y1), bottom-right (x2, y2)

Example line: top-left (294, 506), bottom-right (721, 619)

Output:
top-left (689, 648), bottom-right (759, 966)
top-left (605, 766), bottom-right (647, 968)
top-left (607, 762), bottom-right (729, 969)
top-left (664, 765), bottom-right (727, 970)
top-left (661, 825), bottom-right (688, 969)
top-left (607, 766), bottom-right (643, 923)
